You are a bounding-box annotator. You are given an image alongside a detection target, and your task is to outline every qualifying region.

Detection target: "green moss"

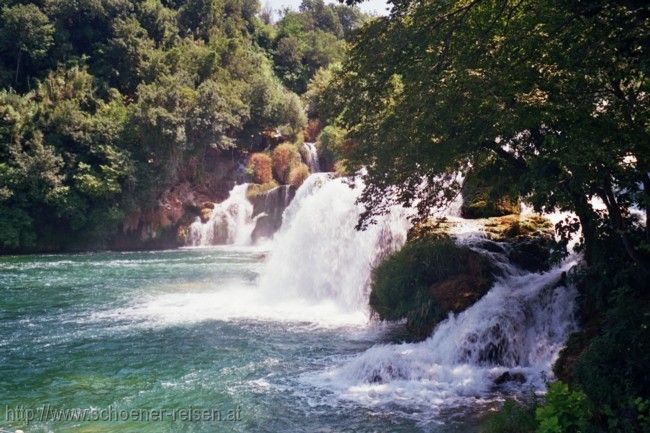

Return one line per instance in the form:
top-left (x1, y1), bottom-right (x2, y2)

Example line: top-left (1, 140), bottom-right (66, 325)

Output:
top-left (483, 215), bottom-right (553, 241)
top-left (246, 181), bottom-right (279, 200)
top-left (370, 236), bottom-right (495, 340)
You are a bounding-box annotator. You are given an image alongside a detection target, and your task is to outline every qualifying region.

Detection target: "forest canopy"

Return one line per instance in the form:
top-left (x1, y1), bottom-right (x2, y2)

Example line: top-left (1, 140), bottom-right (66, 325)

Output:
top-left (0, 0), bottom-right (366, 251)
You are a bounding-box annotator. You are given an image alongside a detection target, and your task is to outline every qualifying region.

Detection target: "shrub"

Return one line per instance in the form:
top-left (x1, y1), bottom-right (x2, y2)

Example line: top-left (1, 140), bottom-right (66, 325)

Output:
top-left (271, 143), bottom-right (301, 184)
top-left (535, 382), bottom-right (590, 433)
top-left (370, 236), bottom-right (494, 339)
top-left (288, 163), bottom-right (310, 188)
top-left (247, 153), bottom-right (273, 184)
top-left (571, 297), bottom-right (650, 432)
top-left (483, 400), bottom-right (538, 433)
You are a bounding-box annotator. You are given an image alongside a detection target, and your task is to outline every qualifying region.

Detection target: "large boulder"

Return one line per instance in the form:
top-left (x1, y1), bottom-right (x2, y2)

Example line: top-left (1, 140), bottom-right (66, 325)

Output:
top-left (249, 185), bottom-right (296, 242)
top-left (370, 235), bottom-right (496, 341)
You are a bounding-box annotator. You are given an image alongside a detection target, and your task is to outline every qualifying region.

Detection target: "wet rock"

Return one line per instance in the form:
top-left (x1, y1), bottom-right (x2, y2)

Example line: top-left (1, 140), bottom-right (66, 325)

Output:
top-left (250, 185), bottom-right (296, 241)
top-left (494, 371), bottom-right (527, 385)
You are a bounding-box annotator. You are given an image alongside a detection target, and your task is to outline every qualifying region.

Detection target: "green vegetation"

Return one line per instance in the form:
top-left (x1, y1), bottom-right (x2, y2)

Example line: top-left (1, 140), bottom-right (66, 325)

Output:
top-left (271, 142), bottom-right (301, 183)
top-left (321, 0), bottom-right (649, 430)
top-left (483, 400), bottom-right (538, 433)
top-left (461, 158), bottom-right (521, 219)
top-left (0, 0), bottom-right (365, 252)
top-left (370, 235), bottom-right (495, 340)
top-left (317, 125), bottom-right (347, 172)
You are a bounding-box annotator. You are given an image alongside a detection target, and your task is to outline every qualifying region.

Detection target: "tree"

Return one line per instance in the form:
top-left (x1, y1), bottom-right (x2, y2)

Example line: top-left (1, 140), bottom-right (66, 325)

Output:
top-left (96, 17), bottom-right (155, 94)
top-left (0, 3), bottom-right (54, 87)
top-left (330, 0), bottom-right (649, 271)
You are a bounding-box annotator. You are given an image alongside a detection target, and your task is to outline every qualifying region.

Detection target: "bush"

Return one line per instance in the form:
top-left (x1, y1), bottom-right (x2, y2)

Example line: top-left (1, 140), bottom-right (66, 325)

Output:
top-left (535, 382), bottom-right (590, 433)
top-left (370, 236), bottom-right (494, 339)
top-left (571, 297), bottom-right (650, 432)
top-left (483, 400), bottom-right (538, 433)
top-left (288, 163), bottom-right (310, 188)
top-left (271, 143), bottom-right (301, 184)
top-left (247, 153), bottom-right (273, 184)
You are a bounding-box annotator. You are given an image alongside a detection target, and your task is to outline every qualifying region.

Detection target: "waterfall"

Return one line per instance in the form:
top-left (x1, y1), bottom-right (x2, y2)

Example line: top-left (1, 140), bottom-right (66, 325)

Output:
top-left (258, 174), bottom-right (411, 311)
top-left (186, 184), bottom-right (257, 246)
top-left (179, 172), bottom-right (578, 415)
top-left (299, 222), bottom-right (578, 416)
top-left (252, 173), bottom-right (578, 415)
top-left (302, 142), bottom-right (320, 173)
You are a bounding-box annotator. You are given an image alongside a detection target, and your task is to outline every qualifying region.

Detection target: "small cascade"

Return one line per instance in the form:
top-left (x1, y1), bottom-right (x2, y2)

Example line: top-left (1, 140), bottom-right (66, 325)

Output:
top-left (302, 219), bottom-right (579, 414)
top-left (250, 185), bottom-right (296, 242)
top-left (186, 184), bottom-right (257, 246)
top-left (302, 142), bottom-right (320, 173)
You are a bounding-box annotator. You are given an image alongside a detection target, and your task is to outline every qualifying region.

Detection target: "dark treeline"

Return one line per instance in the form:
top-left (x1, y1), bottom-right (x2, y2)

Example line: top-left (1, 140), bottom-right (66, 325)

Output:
top-left (0, 0), bottom-right (365, 251)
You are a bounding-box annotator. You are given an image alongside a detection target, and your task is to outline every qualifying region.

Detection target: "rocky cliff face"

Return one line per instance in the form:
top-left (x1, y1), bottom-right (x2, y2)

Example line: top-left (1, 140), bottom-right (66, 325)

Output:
top-left (112, 151), bottom-right (244, 250)
top-left (249, 185), bottom-right (296, 242)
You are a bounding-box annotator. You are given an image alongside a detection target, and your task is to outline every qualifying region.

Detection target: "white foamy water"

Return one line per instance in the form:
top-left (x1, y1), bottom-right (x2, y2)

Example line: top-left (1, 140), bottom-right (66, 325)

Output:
top-left (303, 259), bottom-right (577, 415)
top-left (103, 174), bottom-right (410, 328)
top-left (302, 142), bottom-right (320, 172)
top-left (258, 174), bottom-right (411, 312)
top-left (102, 173), bottom-right (578, 421)
top-left (186, 184), bottom-right (257, 246)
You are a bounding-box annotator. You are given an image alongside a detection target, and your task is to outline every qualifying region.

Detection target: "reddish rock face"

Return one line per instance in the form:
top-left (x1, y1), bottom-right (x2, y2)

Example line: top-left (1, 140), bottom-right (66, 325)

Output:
top-left (114, 151), bottom-right (243, 250)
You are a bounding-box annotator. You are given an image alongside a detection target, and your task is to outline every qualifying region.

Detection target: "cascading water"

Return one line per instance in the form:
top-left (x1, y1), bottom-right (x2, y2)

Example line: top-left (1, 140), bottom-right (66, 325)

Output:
top-left (302, 142), bottom-right (320, 173)
top-left (258, 174), bottom-right (411, 312)
top-left (155, 172), bottom-right (577, 420)
top-left (303, 244), bottom-right (578, 416)
top-left (186, 184), bottom-right (257, 246)
top-left (253, 174), bottom-right (578, 417)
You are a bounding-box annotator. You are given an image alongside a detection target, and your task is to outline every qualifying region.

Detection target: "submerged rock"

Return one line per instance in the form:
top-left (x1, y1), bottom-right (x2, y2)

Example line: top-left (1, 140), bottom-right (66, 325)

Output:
top-left (494, 371), bottom-right (527, 386)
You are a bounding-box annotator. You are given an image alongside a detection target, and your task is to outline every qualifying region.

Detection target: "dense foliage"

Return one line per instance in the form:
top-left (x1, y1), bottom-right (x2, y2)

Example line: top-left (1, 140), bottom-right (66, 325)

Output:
top-left (0, 0), bottom-right (364, 252)
top-left (325, 0), bottom-right (649, 430)
top-left (370, 235), bottom-right (494, 339)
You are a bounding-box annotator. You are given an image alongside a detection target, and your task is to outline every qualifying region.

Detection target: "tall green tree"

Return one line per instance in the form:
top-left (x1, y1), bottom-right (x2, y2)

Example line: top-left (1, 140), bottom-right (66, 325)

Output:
top-left (0, 3), bottom-right (54, 87)
top-left (331, 0), bottom-right (649, 270)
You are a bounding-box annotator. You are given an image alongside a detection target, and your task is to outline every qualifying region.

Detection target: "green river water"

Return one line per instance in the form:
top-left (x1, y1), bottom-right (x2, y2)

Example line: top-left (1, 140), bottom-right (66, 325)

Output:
top-left (0, 247), bottom-right (482, 433)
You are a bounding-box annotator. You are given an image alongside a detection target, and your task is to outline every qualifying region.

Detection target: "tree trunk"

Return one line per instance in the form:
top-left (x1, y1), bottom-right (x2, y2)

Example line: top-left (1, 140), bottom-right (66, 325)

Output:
top-left (14, 50), bottom-right (22, 86)
top-left (599, 180), bottom-right (650, 274)
top-left (573, 193), bottom-right (597, 267)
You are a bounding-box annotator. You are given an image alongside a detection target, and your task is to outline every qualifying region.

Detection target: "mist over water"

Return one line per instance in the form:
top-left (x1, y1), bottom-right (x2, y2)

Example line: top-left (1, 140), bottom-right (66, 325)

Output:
top-left (0, 174), bottom-right (578, 432)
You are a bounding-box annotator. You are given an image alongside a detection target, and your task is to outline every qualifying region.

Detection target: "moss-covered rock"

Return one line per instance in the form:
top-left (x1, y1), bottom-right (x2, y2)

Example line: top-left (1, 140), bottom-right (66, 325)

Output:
top-left (370, 236), bottom-right (496, 340)
top-left (246, 181), bottom-right (279, 201)
top-left (484, 215), bottom-right (556, 272)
